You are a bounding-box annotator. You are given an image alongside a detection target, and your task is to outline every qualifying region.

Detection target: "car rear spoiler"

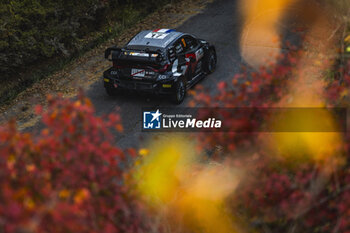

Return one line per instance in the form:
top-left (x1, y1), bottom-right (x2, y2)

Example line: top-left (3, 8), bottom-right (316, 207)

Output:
top-left (105, 47), bottom-right (167, 64)
top-left (105, 46), bottom-right (122, 61)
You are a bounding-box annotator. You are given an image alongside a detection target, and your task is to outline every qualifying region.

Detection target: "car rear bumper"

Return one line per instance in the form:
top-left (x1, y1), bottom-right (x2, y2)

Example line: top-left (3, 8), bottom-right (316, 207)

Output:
top-left (103, 68), bottom-right (175, 94)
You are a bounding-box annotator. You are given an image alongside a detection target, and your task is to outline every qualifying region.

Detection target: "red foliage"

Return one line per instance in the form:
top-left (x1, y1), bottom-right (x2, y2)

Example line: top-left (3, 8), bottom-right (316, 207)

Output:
top-left (192, 52), bottom-right (298, 153)
top-left (326, 61), bottom-right (350, 106)
top-left (234, 156), bottom-right (350, 232)
top-left (0, 94), bottom-right (149, 233)
top-left (194, 50), bottom-right (350, 232)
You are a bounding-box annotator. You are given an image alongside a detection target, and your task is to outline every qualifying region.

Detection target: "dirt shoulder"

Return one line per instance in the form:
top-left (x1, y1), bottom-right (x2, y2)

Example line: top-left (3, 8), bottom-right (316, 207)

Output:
top-left (0, 0), bottom-right (213, 130)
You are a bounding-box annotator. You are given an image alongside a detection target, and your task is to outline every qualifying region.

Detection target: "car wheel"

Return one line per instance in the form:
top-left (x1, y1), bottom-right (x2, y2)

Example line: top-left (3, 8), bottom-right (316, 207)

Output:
top-left (171, 79), bottom-right (186, 104)
top-left (205, 50), bottom-right (217, 74)
top-left (105, 86), bottom-right (118, 96)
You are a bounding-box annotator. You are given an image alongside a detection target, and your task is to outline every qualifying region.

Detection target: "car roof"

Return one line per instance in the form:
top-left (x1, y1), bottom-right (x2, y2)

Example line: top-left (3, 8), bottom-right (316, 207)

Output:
top-left (126, 29), bottom-right (184, 49)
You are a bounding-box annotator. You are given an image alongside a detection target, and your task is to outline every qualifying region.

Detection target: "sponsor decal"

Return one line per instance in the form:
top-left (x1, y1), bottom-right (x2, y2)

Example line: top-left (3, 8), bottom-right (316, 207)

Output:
top-left (131, 69), bottom-right (145, 77)
top-left (181, 38), bottom-right (187, 48)
top-left (145, 29), bottom-right (175, 39)
top-left (195, 48), bottom-right (204, 61)
top-left (145, 32), bottom-right (169, 39)
top-left (153, 29), bottom-right (175, 33)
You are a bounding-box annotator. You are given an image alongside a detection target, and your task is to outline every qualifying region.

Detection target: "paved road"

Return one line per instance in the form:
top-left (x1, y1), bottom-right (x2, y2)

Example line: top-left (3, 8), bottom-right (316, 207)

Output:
top-left (87, 0), bottom-right (242, 149)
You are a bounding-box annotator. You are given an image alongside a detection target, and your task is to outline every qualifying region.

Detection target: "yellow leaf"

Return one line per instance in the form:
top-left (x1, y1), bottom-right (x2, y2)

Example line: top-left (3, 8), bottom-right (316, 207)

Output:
top-left (8, 154), bottom-right (15, 162)
top-left (188, 90), bottom-right (196, 96)
top-left (42, 129), bottom-right (49, 136)
top-left (115, 124), bottom-right (124, 132)
top-left (50, 111), bottom-right (57, 119)
top-left (74, 189), bottom-right (90, 204)
top-left (74, 100), bottom-right (81, 107)
top-left (7, 154), bottom-right (16, 169)
top-left (345, 35), bottom-right (350, 43)
top-left (134, 159), bottom-right (141, 166)
top-left (15, 188), bottom-right (27, 199)
top-left (340, 90), bottom-right (348, 98)
top-left (314, 60), bottom-right (322, 66)
top-left (139, 148), bottom-right (150, 156)
top-left (59, 189), bottom-right (70, 199)
top-left (26, 164), bottom-right (36, 172)
top-left (24, 198), bottom-right (35, 210)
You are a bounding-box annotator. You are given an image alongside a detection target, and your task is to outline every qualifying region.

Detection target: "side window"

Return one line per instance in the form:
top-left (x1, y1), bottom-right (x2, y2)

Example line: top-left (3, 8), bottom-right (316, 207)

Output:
top-left (174, 39), bottom-right (184, 55)
top-left (184, 36), bottom-right (198, 51)
top-left (168, 36), bottom-right (197, 60)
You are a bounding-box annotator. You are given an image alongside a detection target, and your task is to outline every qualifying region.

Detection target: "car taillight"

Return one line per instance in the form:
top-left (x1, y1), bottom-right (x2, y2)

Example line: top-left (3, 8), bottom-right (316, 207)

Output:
top-left (113, 61), bottom-right (123, 68)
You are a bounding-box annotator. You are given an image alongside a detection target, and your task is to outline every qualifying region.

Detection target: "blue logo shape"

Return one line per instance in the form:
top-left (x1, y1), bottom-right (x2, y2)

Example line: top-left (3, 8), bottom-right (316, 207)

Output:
top-left (143, 110), bottom-right (162, 129)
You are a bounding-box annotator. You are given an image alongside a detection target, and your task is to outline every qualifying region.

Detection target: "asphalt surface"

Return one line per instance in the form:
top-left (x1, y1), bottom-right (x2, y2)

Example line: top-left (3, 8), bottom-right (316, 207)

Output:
top-left (84, 0), bottom-right (243, 149)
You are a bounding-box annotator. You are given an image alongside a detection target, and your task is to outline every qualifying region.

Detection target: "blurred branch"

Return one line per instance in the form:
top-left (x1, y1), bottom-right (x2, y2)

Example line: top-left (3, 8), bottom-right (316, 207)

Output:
top-left (299, 183), bottom-right (350, 218)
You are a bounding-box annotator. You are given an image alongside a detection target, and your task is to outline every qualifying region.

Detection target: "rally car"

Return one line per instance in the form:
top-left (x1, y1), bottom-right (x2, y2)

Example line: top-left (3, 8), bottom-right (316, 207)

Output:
top-left (103, 29), bottom-right (217, 104)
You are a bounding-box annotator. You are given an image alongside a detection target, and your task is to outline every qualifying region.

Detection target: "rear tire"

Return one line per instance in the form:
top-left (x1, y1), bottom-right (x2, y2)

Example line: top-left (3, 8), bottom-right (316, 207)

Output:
top-left (105, 86), bottom-right (118, 96)
top-left (204, 49), bottom-right (217, 74)
top-left (171, 79), bottom-right (186, 105)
